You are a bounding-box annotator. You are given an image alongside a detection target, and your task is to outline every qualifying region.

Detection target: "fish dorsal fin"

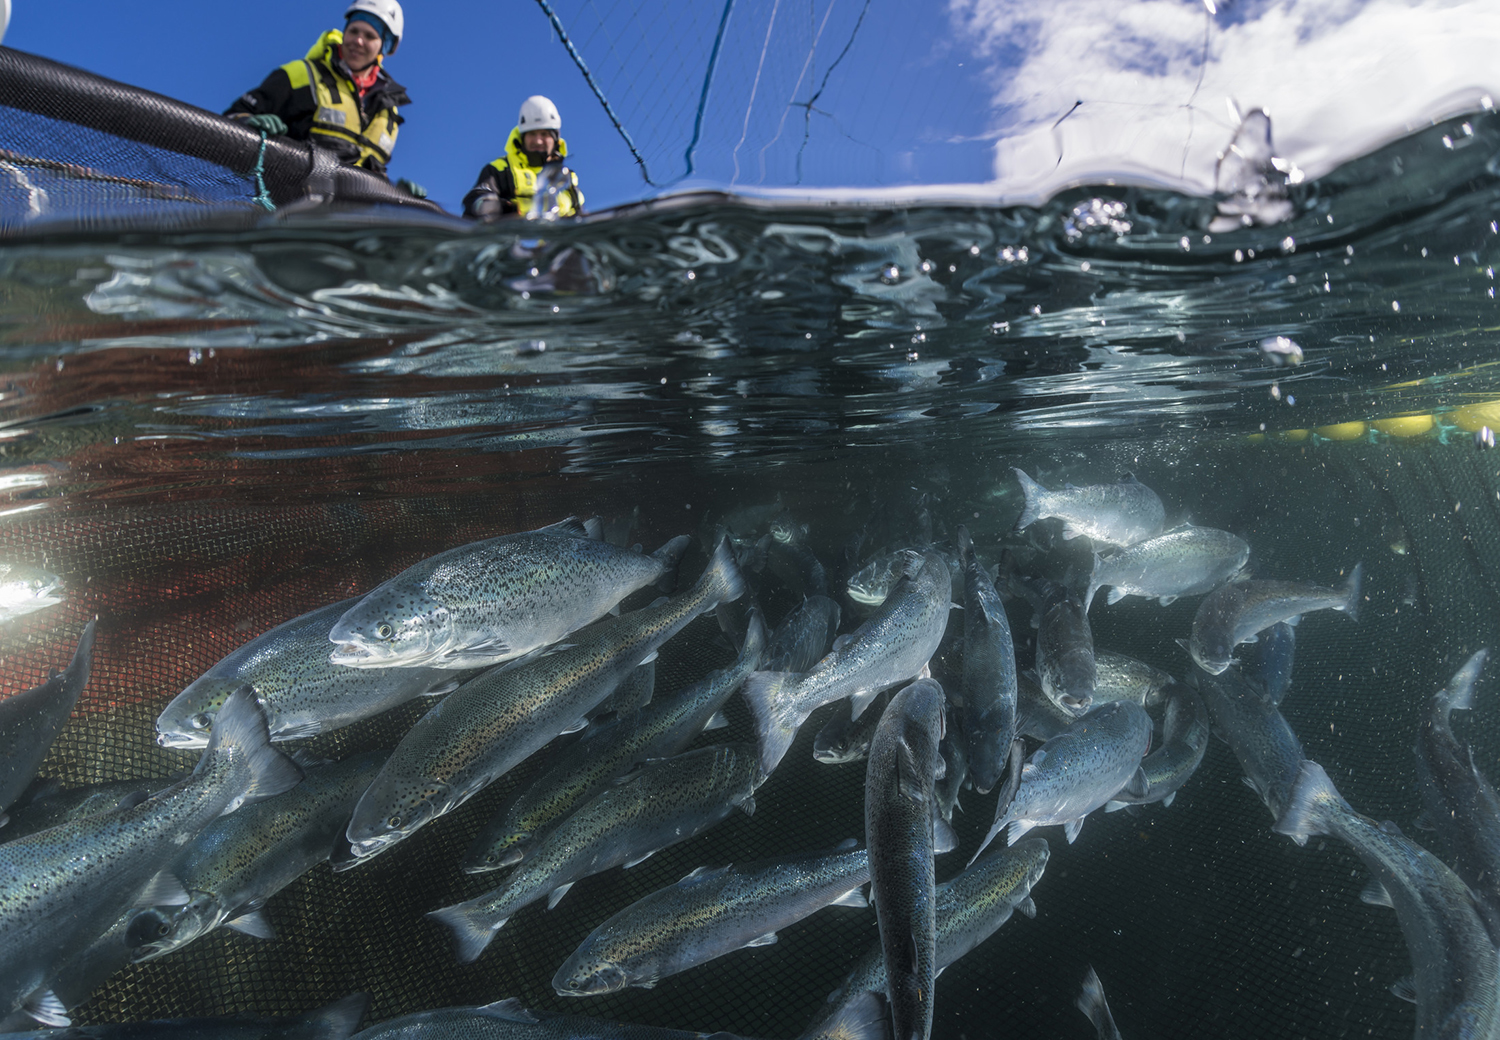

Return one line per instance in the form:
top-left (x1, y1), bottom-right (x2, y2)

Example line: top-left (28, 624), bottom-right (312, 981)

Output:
top-left (541, 517), bottom-right (589, 539)
top-left (1360, 879), bottom-right (1394, 908)
top-left (479, 998), bottom-right (538, 1023)
top-left (583, 518), bottom-right (604, 540)
top-left (546, 882), bottom-right (575, 909)
top-left (831, 886), bottom-right (867, 908)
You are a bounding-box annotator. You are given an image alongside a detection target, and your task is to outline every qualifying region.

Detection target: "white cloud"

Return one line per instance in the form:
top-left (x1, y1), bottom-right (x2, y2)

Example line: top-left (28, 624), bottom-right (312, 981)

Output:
top-left (949, 0), bottom-right (1500, 200)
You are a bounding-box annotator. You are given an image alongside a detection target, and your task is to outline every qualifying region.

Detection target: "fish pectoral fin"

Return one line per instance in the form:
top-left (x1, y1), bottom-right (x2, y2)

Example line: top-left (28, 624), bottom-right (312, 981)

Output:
top-left (115, 790), bottom-right (152, 812)
top-left (638, 650), bottom-right (660, 665)
top-left (423, 679), bottom-right (461, 697)
top-left (276, 720), bottom-right (324, 741)
top-left (1122, 767), bottom-right (1150, 799)
top-left (1104, 800), bottom-right (1128, 813)
top-left (623, 850), bottom-right (657, 868)
top-left (1018, 896), bottom-right (1037, 918)
top-left (1106, 588), bottom-right (1126, 605)
top-left (1161, 792), bottom-right (1176, 808)
top-left (849, 687), bottom-right (882, 721)
top-left (737, 794), bottom-right (757, 817)
top-left (1063, 816), bottom-right (1085, 844)
top-left (831, 885), bottom-right (868, 908)
top-left (22, 990), bottom-right (69, 1028)
top-left (744, 932), bottom-right (778, 948)
top-left (559, 717), bottom-right (590, 735)
top-left (138, 872), bottom-right (191, 907)
top-left (934, 816), bottom-right (959, 855)
top-left (1389, 976), bottom-right (1417, 1004)
top-left (225, 908), bottom-right (276, 939)
top-left (1157, 595), bottom-right (1177, 606)
top-left (703, 711), bottom-right (729, 731)
top-left (546, 881), bottom-right (576, 909)
top-left (462, 635), bottom-right (514, 657)
top-left (1360, 879), bottom-right (1395, 908)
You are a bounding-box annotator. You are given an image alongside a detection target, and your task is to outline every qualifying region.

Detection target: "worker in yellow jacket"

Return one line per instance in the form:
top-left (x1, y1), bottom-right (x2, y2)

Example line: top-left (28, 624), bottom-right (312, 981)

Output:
top-left (463, 96), bottom-right (584, 220)
top-left (225, 0), bottom-right (424, 196)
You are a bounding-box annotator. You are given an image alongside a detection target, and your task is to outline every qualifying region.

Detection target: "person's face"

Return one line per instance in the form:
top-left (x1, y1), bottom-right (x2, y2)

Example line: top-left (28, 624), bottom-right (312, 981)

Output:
top-left (342, 20), bottom-right (383, 71)
top-left (522, 130), bottom-right (557, 156)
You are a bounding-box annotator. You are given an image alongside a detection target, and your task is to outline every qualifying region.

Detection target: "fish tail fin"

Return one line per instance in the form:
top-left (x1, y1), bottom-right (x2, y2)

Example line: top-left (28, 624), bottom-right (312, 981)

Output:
top-left (1442, 648), bottom-right (1489, 716)
top-left (426, 903), bottom-right (502, 964)
top-left (1338, 562), bottom-right (1364, 622)
top-left (695, 536), bottom-right (747, 612)
top-left (800, 989), bottom-right (890, 1040)
top-left (302, 993), bottom-right (370, 1039)
top-left (1083, 553), bottom-right (1102, 614)
top-left (203, 686), bottom-right (302, 811)
top-left (741, 670), bottom-right (807, 779)
top-left (956, 524), bottom-right (975, 568)
top-left (1012, 468), bottom-right (1046, 530)
top-left (650, 535), bottom-right (693, 591)
top-left (738, 606), bottom-right (769, 672)
top-left (1076, 966), bottom-right (1121, 1040)
top-left (1273, 760), bottom-right (1346, 846)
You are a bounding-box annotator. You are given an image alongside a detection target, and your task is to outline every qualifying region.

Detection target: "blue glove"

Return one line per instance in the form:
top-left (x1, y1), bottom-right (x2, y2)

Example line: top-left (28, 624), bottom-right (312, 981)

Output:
top-left (397, 178), bottom-right (427, 199)
top-left (244, 113), bottom-right (287, 136)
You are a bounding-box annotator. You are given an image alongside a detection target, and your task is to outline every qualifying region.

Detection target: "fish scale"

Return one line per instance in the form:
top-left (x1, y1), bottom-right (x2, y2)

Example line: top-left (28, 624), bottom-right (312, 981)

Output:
top-left (329, 518), bottom-right (689, 670)
top-left (342, 540), bottom-right (744, 864)
top-left (427, 743), bottom-right (760, 964)
top-left (552, 843), bottom-right (869, 996)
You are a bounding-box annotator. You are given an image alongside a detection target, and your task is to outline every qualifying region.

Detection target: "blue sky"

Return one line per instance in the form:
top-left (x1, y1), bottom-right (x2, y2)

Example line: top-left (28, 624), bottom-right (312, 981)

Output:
top-left (7, 1), bottom-right (1499, 214)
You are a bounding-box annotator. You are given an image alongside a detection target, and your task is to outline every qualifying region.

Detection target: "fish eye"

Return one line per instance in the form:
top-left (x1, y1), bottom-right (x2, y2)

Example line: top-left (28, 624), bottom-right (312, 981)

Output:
top-left (189, 713), bottom-right (212, 731)
top-left (388, 814), bottom-right (402, 828)
top-left (376, 623), bottom-right (394, 640)
top-left (154, 921), bottom-right (171, 938)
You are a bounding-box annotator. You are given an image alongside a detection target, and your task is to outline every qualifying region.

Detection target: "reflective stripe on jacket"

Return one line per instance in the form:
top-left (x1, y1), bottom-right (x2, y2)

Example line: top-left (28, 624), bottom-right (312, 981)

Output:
top-left (486, 128), bottom-right (583, 217)
top-left (279, 29), bottom-right (400, 168)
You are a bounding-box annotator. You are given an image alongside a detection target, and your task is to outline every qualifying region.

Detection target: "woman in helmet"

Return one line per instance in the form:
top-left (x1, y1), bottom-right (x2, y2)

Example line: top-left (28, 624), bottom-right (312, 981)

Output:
top-left (462, 96), bottom-right (584, 220)
top-left (225, 0), bottom-right (423, 195)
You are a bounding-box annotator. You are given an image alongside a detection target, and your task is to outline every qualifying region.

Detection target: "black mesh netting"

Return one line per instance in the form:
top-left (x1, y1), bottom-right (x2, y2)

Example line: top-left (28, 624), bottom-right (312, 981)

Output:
top-left (6, 437), bottom-right (1499, 1039)
top-left (0, 47), bottom-right (442, 232)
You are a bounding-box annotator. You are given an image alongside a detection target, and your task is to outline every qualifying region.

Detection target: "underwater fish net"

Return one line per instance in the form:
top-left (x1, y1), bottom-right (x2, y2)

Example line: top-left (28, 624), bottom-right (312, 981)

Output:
top-left (4, 432), bottom-right (1499, 1040)
top-left (0, 47), bottom-right (440, 233)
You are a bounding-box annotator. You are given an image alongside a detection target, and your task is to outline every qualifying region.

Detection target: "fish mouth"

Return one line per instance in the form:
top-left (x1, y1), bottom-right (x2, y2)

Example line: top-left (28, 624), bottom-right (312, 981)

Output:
top-left (155, 728), bottom-right (207, 750)
top-left (329, 639), bottom-right (439, 669)
top-left (1059, 694), bottom-right (1092, 715)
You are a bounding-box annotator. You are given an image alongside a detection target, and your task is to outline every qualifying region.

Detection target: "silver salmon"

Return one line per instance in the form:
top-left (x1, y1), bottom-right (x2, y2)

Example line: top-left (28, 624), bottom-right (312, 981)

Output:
top-left (329, 517), bottom-right (690, 669)
top-left (957, 527), bottom-right (1017, 796)
top-left (426, 744), bottom-right (759, 964)
top-left (865, 678), bottom-right (946, 1040)
top-left (1083, 525), bottom-right (1248, 612)
top-left (1186, 564), bottom-right (1361, 675)
top-left (553, 842), bottom-right (868, 996)
top-left (0, 623), bottom-right (93, 827)
top-left (1012, 468), bottom-right (1164, 547)
top-left (156, 600), bottom-right (458, 749)
top-left (342, 539), bottom-right (744, 864)
top-left (743, 550), bottom-right (952, 778)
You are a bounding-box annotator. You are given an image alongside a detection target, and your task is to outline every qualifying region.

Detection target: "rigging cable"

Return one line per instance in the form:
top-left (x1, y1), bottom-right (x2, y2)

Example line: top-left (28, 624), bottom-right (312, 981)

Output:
top-left (532, 0), bottom-right (656, 186)
top-left (681, 0), bottom-right (737, 182)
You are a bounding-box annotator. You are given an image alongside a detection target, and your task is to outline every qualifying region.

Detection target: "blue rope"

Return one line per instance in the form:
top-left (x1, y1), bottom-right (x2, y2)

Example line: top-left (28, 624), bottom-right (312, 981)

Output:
top-left (250, 129), bottom-right (275, 211)
top-left (681, 0), bottom-right (736, 181)
top-left (533, 0), bottom-right (656, 186)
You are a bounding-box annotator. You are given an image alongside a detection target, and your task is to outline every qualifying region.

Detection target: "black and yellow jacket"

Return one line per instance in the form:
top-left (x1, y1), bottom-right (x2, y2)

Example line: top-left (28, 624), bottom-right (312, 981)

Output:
top-left (226, 29), bottom-right (410, 178)
top-left (461, 128), bottom-right (583, 220)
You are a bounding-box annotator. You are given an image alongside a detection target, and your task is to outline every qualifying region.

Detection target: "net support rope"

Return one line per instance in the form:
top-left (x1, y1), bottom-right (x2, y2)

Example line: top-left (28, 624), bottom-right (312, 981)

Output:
top-left (532, 0), bottom-right (657, 186)
top-left (250, 130), bottom-right (275, 211)
top-left (681, 0), bottom-right (736, 182)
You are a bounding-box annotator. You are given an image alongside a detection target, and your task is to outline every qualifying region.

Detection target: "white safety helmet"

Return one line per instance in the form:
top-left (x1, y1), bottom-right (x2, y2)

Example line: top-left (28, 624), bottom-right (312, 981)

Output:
top-left (344, 0), bottom-right (404, 53)
top-left (518, 96), bottom-right (562, 134)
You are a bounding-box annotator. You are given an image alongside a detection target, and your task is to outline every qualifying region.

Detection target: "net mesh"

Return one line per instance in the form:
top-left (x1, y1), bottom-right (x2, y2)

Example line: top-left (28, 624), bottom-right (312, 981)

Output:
top-left (1, 436), bottom-right (1495, 1038)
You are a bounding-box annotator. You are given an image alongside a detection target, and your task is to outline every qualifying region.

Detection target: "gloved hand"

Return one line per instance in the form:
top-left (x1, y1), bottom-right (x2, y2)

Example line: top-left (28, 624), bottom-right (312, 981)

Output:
top-left (244, 113), bottom-right (287, 136)
top-left (397, 178), bottom-right (427, 199)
